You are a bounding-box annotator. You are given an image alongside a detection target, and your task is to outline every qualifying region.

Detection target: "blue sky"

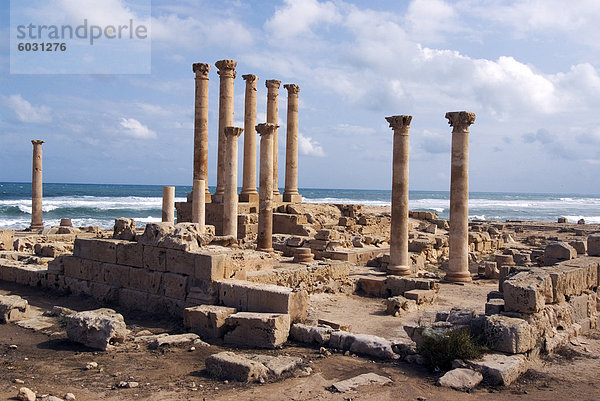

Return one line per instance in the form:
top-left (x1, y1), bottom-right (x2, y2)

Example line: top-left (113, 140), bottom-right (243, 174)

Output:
top-left (1, 0), bottom-right (600, 193)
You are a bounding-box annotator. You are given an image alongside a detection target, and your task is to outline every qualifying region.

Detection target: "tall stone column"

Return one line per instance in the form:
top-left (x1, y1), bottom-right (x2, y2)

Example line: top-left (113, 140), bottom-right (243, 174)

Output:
top-left (192, 179), bottom-right (206, 232)
top-left (445, 111), bottom-right (476, 283)
top-left (192, 62), bottom-right (211, 202)
top-left (30, 140), bottom-right (44, 230)
top-left (283, 84), bottom-right (302, 203)
top-left (162, 186), bottom-right (175, 224)
top-left (256, 123), bottom-right (278, 252)
top-left (386, 116), bottom-right (412, 276)
top-left (265, 80), bottom-right (282, 202)
top-left (223, 126), bottom-right (244, 238)
top-left (240, 74), bottom-right (259, 203)
top-left (214, 59), bottom-right (237, 203)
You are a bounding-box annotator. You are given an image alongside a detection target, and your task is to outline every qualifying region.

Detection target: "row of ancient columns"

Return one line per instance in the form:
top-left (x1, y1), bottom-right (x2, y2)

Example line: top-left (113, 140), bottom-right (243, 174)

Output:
top-left (192, 60), bottom-right (302, 206)
top-left (387, 111), bottom-right (476, 283)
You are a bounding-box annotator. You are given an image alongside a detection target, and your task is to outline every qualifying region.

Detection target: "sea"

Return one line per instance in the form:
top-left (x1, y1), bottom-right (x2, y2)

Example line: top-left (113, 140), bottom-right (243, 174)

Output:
top-left (1, 182), bottom-right (600, 230)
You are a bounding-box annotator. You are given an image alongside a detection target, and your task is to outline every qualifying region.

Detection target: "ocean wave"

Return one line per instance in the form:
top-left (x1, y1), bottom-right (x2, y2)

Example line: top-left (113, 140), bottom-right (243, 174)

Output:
top-left (0, 196), bottom-right (187, 212)
top-left (302, 197), bottom-right (391, 207)
top-left (563, 215), bottom-right (600, 224)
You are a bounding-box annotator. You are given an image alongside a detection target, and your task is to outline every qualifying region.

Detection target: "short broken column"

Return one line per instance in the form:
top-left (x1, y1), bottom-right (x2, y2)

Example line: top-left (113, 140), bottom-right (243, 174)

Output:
top-left (30, 140), bottom-right (44, 230)
top-left (445, 111), bottom-right (476, 283)
top-left (386, 115), bottom-right (412, 276)
top-left (283, 84), bottom-right (302, 203)
top-left (223, 126), bottom-right (244, 238)
top-left (214, 59), bottom-right (237, 203)
top-left (240, 74), bottom-right (259, 203)
top-left (162, 186), bottom-right (175, 224)
top-left (192, 62), bottom-right (211, 202)
top-left (265, 80), bottom-right (282, 203)
top-left (192, 179), bottom-right (206, 232)
top-left (256, 123), bottom-right (278, 252)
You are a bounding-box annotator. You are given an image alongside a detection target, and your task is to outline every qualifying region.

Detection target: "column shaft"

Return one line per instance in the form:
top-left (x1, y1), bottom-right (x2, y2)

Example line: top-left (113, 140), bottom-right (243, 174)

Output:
top-left (192, 179), bottom-right (206, 232)
top-left (257, 123), bottom-right (277, 252)
top-left (162, 186), bottom-right (175, 224)
top-left (192, 63), bottom-right (211, 201)
top-left (446, 111), bottom-right (476, 283)
top-left (30, 140), bottom-right (44, 230)
top-left (386, 116), bottom-right (412, 276)
top-left (214, 59), bottom-right (237, 203)
top-left (283, 84), bottom-right (302, 203)
top-left (266, 80), bottom-right (282, 202)
top-left (223, 126), bottom-right (243, 238)
top-left (240, 74), bottom-right (259, 202)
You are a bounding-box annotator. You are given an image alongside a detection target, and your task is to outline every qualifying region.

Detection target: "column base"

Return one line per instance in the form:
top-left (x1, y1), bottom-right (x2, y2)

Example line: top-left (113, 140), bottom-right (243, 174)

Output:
top-left (283, 193), bottom-right (302, 203)
top-left (272, 194), bottom-right (283, 203)
top-left (239, 192), bottom-right (259, 203)
top-left (257, 247), bottom-right (274, 254)
top-left (387, 265), bottom-right (412, 276)
top-left (444, 271), bottom-right (473, 283)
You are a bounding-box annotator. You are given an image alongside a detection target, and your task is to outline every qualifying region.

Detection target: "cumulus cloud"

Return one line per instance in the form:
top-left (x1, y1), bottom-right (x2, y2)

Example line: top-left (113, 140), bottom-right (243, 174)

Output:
top-left (405, 0), bottom-right (459, 43)
top-left (265, 0), bottom-right (341, 38)
top-left (3, 94), bottom-right (52, 123)
top-left (299, 133), bottom-right (325, 156)
top-left (119, 117), bottom-right (156, 139)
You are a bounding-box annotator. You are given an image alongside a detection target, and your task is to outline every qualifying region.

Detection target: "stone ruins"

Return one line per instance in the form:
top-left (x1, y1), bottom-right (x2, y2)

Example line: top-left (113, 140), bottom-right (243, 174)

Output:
top-left (1, 58), bottom-right (599, 394)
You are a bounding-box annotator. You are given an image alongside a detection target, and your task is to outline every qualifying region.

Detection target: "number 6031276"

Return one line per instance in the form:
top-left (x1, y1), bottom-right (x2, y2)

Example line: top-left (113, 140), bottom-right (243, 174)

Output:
top-left (17, 42), bottom-right (67, 51)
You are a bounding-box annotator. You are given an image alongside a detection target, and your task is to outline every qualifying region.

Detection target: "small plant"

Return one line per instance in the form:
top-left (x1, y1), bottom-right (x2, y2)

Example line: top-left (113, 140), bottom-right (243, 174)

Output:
top-left (418, 328), bottom-right (487, 371)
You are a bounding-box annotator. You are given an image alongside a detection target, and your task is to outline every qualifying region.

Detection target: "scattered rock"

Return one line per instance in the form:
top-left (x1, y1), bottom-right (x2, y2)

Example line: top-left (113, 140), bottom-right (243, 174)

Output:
top-left (64, 394), bottom-right (76, 401)
top-left (148, 333), bottom-right (208, 349)
top-left (66, 308), bottom-right (128, 351)
top-left (331, 373), bottom-right (392, 393)
top-left (85, 362), bottom-right (98, 370)
top-left (437, 368), bottom-right (483, 391)
top-left (0, 295), bottom-right (30, 323)
top-left (17, 387), bottom-right (36, 401)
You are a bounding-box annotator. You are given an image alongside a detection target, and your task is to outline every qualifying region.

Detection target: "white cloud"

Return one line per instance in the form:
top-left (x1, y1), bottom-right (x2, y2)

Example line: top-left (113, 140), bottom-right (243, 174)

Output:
top-left (3, 95), bottom-right (52, 123)
top-left (119, 117), bottom-right (156, 139)
top-left (265, 0), bottom-right (341, 38)
top-left (405, 0), bottom-right (459, 43)
top-left (298, 133), bottom-right (325, 157)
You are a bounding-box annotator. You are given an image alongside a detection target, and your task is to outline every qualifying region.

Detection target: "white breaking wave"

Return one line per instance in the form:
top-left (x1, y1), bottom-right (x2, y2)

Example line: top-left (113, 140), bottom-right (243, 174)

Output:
top-left (302, 197), bottom-right (391, 207)
top-left (1, 196), bottom-right (187, 213)
top-left (563, 216), bottom-right (600, 224)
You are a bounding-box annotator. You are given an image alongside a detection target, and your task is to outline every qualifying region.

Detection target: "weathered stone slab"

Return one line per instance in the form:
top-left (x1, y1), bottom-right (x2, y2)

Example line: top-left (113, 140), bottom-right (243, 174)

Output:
top-left (166, 248), bottom-right (196, 276)
top-left (89, 239), bottom-right (121, 264)
top-left (485, 299), bottom-right (505, 315)
top-left (0, 295), bottom-right (29, 323)
top-left (223, 312), bottom-right (290, 349)
top-left (102, 263), bottom-right (131, 288)
top-left (483, 315), bottom-right (536, 354)
top-left (66, 308), bottom-right (128, 351)
top-left (404, 289), bottom-right (436, 305)
top-left (0, 229), bottom-right (15, 251)
top-left (113, 217), bottom-right (136, 241)
top-left (142, 245), bottom-right (167, 271)
top-left (289, 323), bottom-right (333, 345)
top-left (160, 273), bottom-right (188, 300)
top-left (183, 305), bottom-right (237, 340)
top-left (587, 234), bottom-right (600, 256)
top-left (116, 242), bottom-right (144, 268)
top-left (385, 296), bottom-right (417, 316)
top-left (149, 333), bottom-right (208, 349)
top-left (554, 257), bottom-right (599, 302)
top-left (241, 354), bottom-right (303, 377)
top-left (503, 269), bottom-right (553, 313)
top-left (331, 373), bottom-right (392, 393)
top-left (544, 241), bottom-right (577, 266)
top-left (127, 267), bottom-right (162, 294)
top-left (194, 253), bottom-right (227, 281)
top-left (437, 368), bottom-right (483, 391)
top-left (138, 222), bottom-right (175, 247)
top-left (205, 351), bottom-right (268, 382)
top-left (383, 276), bottom-right (437, 297)
top-left (329, 331), bottom-right (395, 359)
top-left (468, 353), bottom-right (529, 386)
top-left (358, 276), bottom-right (385, 297)
top-left (118, 288), bottom-right (149, 311)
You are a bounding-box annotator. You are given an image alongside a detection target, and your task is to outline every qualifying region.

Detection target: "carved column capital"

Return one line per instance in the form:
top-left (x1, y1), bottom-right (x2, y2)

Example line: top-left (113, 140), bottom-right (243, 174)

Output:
top-left (224, 126), bottom-right (244, 138)
top-left (385, 115), bottom-right (412, 133)
top-left (215, 59), bottom-right (237, 79)
top-left (192, 62), bottom-right (210, 78)
top-left (256, 123), bottom-right (279, 137)
top-left (265, 79), bottom-right (281, 90)
top-left (445, 111), bottom-right (476, 132)
top-left (242, 74), bottom-right (258, 83)
top-left (31, 140), bottom-right (44, 145)
top-left (284, 84), bottom-right (300, 94)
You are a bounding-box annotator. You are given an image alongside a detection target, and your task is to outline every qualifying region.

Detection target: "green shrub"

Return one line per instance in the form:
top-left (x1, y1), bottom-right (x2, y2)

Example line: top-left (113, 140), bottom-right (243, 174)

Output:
top-left (418, 328), bottom-right (487, 371)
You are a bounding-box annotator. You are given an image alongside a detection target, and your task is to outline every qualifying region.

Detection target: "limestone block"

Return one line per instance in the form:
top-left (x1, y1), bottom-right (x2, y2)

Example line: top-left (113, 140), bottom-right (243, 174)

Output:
top-left (160, 272), bottom-right (188, 300)
top-left (89, 239), bottom-right (121, 264)
top-left (437, 368), bottom-right (483, 391)
top-left (0, 230), bottom-right (15, 251)
top-left (503, 269), bottom-right (553, 313)
top-left (113, 217), bottom-right (136, 241)
top-left (289, 323), bottom-right (333, 345)
top-left (159, 223), bottom-right (204, 251)
top-left (205, 352), bottom-right (269, 382)
top-left (47, 254), bottom-right (65, 274)
top-left (358, 276), bottom-right (385, 297)
top-left (165, 249), bottom-right (195, 276)
top-left (569, 293), bottom-right (595, 326)
top-left (116, 242), bottom-right (144, 268)
top-left (315, 229), bottom-right (340, 241)
top-left (549, 259), bottom-right (598, 303)
top-left (468, 353), bottom-right (529, 386)
top-left (183, 305), bottom-right (237, 339)
top-left (138, 222), bottom-right (175, 246)
top-left (383, 276), bottom-right (436, 297)
top-left (286, 236), bottom-right (307, 247)
top-left (587, 234), bottom-right (600, 256)
top-left (128, 267), bottom-right (162, 294)
top-left (483, 261), bottom-right (499, 279)
top-left (34, 242), bottom-right (72, 257)
top-left (408, 238), bottom-right (434, 253)
top-left (194, 253), bottom-right (226, 281)
top-left (0, 294), bottom-right (29, 323)
top-left (63, 256), bottom-right (93, 281)
top-left (90, 282), bottom-right (118, 304)
top-left (544, 241), bottom-right (578, 266)
top-left (348, 333), bottom-right (395, 359)
top-left (118, 288), bottom-right (149, 311)
top-left (224, 312), bottom-right (290, 348)
top-left (495, 254), bottom-right (515, 267)
top-left (102, 263), bottom-right (131, 288)
top-left (142, 245), bottom-right (167, 271)
top-left (484, 315), bottom-right (536, 354)
top-left (149, 333), bottom-right (206, 349)
top-left (66, 308), bottom-right (128, 350)
top-left (332, 373), bottom-right (393, 393)
top-left (485, 299), bottom-right (505, 315)
top-left (569, 240), bottom-right (587, 255)
top-left (186, 281), bottom-right (219, 305)
top-left (403, 289), bottom-right (436, 305)
top-left (386, 296), bottom-right (417, 316)
top-left (73, 238), bottom-right (91, 259)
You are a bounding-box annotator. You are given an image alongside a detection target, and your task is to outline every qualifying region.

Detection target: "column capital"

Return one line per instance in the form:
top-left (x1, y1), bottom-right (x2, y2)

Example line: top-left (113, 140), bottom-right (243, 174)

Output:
top-left (192, 62), bottom-right (210, 78)
top-left (31, 140), bottom-right (44, 145)
top-left (242, 74), bottom-right (258, 83)
top-left (385, 115), bottom-right (412, 132)
top-left (265, 79), bottom-right (281, 90)
top-left (224, 126), bottom-right (244, 138)
top-left (215, 59), bottom-right (237, 79)
top-left (284, 84), bottom-right (300, 94)
top-left (256, 123), bottom-right (278, 137)
top-left (445, 111), bottom-right (476, 132)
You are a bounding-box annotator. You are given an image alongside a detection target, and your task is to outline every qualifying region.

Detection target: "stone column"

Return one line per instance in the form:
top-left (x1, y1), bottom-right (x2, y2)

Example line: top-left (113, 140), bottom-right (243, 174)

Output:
top-left (192, 62), bottom-right (211, 202)
top-left (256, 123), bottom-right (278, 252)
top-left (283, 84), bottom-right (302, 203)
top-left (223, 126), bottom-right (244, 238)
top-left (162, 186), bottom-right (175, 224)
top-left (385, 116), bottom-right (412, 275)
top-left (240, 74), bottom-right (259, 203)
top-left (214, 59), bottom-right (237, 203)
top-left (30, 140), bottom-right (44, 230)
top-left (265, 80), bottom-right (282, 202)
top-left (445, 111), bottom-right (476, 283)
top-left (192, 179), bottom-right (206, 232)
